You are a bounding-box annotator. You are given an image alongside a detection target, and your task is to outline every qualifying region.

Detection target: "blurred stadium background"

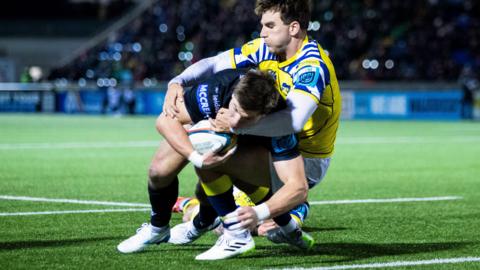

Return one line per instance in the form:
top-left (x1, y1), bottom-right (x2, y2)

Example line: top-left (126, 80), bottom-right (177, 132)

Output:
top-left (1, 1), bottom-right (480, 270)
top-left (0, 0), bottom-right (479, 118)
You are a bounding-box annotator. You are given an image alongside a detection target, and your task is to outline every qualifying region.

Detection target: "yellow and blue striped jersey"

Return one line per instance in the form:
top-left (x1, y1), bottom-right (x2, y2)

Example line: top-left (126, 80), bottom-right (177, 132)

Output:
top-left (228, 37), bottom-right (341, 158)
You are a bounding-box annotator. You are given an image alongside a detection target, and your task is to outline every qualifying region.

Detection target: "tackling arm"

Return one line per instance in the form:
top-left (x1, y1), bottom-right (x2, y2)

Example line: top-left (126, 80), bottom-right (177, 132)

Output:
top-left (232, 92), bottom-right (317, 136)
top-left (169, 51), bottom-right (232, 87)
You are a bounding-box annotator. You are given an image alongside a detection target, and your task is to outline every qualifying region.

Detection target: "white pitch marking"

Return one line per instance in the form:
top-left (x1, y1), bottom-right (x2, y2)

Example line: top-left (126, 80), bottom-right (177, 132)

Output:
top-left (337, 136), bottom-right (480, 144)
top-left (309, 196), bottom-right (462, 205)
top-left (0, 208), bottom-right (150, 216)
top-left (268, 257), bottom-right (480, 270)
top-left (0, 195), bottom-right (150, 207)
top-left (0, 195), bottom-right (461, 209)
top-left (0, 141), bottom-right (160, 150)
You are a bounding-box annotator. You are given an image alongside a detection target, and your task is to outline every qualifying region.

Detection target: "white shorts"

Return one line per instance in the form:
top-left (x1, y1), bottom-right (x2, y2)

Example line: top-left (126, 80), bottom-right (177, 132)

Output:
top-left (304, 157), bottom-right (331, 188)
top-left (270, 157), bottom-right (332, 191)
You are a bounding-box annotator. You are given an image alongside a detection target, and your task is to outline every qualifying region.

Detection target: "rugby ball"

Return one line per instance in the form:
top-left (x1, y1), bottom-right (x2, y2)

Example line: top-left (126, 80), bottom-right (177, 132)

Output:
top-left (188, 120), bottom-right (237, 155)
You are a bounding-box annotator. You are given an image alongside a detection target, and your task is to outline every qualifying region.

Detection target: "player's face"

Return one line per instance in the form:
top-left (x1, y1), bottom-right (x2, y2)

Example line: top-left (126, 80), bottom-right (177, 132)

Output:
top-left (228, 95), bottom-right (262, 129)
top-left (260, 10), bottom-right (291, 55)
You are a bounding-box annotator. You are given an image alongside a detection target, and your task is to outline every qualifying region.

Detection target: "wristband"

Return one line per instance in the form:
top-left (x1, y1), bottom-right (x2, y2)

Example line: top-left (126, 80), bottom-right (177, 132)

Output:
top-left (253, 203), bottom-right (270, 221)
top-left (188, 151), bottom-right (204, 168)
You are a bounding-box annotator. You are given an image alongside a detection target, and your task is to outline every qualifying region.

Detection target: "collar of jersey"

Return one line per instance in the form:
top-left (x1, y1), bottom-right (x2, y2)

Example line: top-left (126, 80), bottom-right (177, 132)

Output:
top-left (278, 36), bottom-right (309, 68)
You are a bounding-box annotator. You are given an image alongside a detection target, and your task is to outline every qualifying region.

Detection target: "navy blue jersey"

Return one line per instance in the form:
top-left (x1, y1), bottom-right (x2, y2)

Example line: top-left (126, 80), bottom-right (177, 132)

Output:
top-left (183, 69), bottom-right (299, 161)
top-left (184, 69), bottom-right (242, 123)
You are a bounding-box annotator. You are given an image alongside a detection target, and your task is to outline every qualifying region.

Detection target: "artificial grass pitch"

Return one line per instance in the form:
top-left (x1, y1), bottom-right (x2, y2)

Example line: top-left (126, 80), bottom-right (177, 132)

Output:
top-left (0, 114), bottom-right (479, 270)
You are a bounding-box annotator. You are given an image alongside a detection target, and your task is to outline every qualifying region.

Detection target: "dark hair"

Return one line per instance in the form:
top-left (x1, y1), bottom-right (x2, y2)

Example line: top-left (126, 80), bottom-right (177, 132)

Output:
top-left (255, 0), bottom-right (311, 30)
top-left (233, 70), bottom-right (279, 115)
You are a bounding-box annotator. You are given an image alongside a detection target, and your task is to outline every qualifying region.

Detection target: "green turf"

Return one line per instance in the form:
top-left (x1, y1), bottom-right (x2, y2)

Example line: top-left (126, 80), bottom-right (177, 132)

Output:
top-left (1, 114), bottom-right (479, 270)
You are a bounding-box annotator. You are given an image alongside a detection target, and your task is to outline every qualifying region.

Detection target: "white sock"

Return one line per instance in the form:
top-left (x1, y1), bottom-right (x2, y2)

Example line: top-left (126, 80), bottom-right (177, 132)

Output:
top-left (280, 218), bottom-right (297, 234)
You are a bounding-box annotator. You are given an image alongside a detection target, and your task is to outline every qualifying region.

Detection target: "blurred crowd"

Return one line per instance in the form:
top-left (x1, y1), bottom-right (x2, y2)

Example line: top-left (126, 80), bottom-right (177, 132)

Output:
top-left (49, 0), bottom-right (480, 83)
top-left (316, 0), bottom-right (480, 81)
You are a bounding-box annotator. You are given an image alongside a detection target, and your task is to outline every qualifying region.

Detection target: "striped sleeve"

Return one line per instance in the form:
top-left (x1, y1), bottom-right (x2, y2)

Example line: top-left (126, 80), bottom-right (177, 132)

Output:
top-left (291, 42), bottom-right (331, 102)
top-left (228, 38), bottom-right (273, 68)
top-left (292, 60), bottom-right (330, 103)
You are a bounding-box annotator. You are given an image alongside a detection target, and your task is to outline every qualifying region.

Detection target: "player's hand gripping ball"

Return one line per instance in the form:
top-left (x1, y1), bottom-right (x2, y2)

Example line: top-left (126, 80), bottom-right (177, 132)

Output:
top-left (188, 120), bottom-right (237, 155)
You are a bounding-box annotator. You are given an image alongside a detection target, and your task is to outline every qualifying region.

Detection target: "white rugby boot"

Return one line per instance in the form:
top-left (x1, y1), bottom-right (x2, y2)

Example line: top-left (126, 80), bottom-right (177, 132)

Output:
top-left (168, 217), bottom-right (221, 244)
top-left (195, 229), bottom-right (255, 260)
top-left (117, 223), bottom-right (170, 253)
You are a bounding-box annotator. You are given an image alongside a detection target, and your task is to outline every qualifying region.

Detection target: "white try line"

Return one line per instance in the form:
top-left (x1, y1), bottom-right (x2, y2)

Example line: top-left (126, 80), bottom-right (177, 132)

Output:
top-left (0, 195), bottom-right (150, 207)
top-left (0, 141), bottom-right (160, 150)
top-left (309, 196), bottom-right (462, 205)
top-left (337, 136), bottom-right (480, 144)
top-left (0, 195), bottom-right (462, 210)
top-left (0, 208), bottom-right (150, 216)
top-left (268, 257), bottom-right (480, 270)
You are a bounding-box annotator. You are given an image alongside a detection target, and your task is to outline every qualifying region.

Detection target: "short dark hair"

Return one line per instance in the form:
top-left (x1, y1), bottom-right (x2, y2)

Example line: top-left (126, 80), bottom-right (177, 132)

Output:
top-left (233, 70), bottom-right (279, 115)
top-left (255, 0), bottom-right (311, 30)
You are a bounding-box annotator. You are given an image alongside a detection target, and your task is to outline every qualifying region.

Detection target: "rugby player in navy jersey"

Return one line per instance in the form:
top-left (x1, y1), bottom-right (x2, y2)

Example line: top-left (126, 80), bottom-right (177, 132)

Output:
top-left (117, 69), bottom-right (314, 259)
top-left (164, 0), bottom-right (341, 250)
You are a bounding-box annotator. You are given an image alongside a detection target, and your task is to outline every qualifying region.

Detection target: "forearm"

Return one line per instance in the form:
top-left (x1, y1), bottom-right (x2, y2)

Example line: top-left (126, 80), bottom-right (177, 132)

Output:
top-left (234, 92), bottom-right (317, 137)
top-left (156, 114), bottom-right (194, 158)
top-left (169, 51), bottom-right (232, 87)
top-left (264, 180), bottom-right (307, 218)
top-left (259, 156), bottom-right (308, 218)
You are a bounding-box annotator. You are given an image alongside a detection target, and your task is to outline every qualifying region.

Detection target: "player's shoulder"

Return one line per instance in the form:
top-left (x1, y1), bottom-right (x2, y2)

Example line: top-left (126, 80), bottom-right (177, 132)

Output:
top-left (303, 38), bottom-right (322, 52)
top-left (292, 40), bottom-right (326, 82)
top-left (292, 65), bottom-right (322, 89)
top-left (239, 38), bottom-right (265, 54)
top-left (297, 41), bottom-right (322, 64)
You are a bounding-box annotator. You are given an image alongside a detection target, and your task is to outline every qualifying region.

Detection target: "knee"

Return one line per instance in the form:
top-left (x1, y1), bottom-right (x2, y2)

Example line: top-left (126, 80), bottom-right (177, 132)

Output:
top-left (148, 164), bottom-right (173, 189)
